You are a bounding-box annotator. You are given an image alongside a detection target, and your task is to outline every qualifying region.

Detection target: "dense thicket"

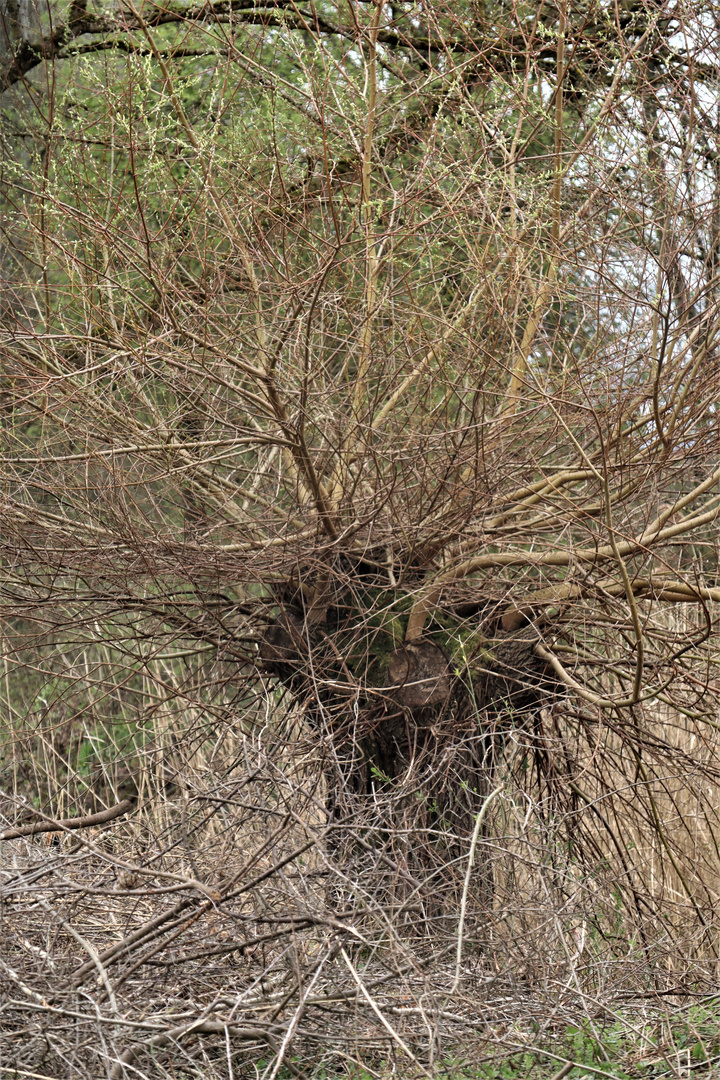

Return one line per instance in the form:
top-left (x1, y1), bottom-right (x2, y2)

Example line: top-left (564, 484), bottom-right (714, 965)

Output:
top-left (2, 0), bottom-right (720, 1075)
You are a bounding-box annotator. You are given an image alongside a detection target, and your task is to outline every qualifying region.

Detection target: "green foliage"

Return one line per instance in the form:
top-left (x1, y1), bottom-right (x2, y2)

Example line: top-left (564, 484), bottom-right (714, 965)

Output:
top-left (255, 1009), bottom-right (720, 1079)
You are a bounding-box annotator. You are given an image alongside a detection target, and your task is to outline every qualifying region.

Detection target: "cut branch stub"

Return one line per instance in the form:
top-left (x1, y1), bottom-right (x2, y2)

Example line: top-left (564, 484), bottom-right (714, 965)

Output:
top-left (387, 640), bottom-right (451, 708)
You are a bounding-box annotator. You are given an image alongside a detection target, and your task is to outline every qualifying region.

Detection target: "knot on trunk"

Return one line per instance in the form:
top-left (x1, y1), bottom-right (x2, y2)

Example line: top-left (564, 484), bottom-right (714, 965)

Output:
top-left (387, 640), bottom-right (451, 708)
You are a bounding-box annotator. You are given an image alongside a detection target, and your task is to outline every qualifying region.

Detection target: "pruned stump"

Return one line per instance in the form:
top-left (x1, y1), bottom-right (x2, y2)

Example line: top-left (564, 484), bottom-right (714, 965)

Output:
top-left (258, 602), bottom-right (559, 931)
top-left (387, 640), bottom-right (451, 709)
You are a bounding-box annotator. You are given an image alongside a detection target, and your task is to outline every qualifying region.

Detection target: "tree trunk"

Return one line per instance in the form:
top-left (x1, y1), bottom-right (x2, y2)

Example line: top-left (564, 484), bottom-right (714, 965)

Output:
top-left (260, 581), bottom-right (557, 921)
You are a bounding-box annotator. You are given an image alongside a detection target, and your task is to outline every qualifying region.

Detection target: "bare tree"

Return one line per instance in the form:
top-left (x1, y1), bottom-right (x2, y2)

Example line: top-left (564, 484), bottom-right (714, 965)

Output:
top-left (2, 0), bottom-right (720, 1075)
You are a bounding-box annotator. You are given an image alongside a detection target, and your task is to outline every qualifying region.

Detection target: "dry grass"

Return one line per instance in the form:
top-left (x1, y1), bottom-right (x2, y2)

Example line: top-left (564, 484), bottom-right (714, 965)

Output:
top-left (3, 627), bottom-right (720, 1079)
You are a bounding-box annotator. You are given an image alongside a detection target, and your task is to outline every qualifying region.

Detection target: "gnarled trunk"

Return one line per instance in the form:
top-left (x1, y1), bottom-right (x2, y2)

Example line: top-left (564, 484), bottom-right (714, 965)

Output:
top-left (260, 576), bottom-right (558, 921)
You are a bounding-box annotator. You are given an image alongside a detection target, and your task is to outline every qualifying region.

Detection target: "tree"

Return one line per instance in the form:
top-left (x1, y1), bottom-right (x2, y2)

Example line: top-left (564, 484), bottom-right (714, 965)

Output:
top-left (2, 0), bottom-right (720, 1074)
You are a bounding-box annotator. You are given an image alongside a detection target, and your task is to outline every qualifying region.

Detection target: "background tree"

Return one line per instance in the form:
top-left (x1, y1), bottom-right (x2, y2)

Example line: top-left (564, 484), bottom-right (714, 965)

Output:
top-left (2, 0), bottom-right (720, 1076)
